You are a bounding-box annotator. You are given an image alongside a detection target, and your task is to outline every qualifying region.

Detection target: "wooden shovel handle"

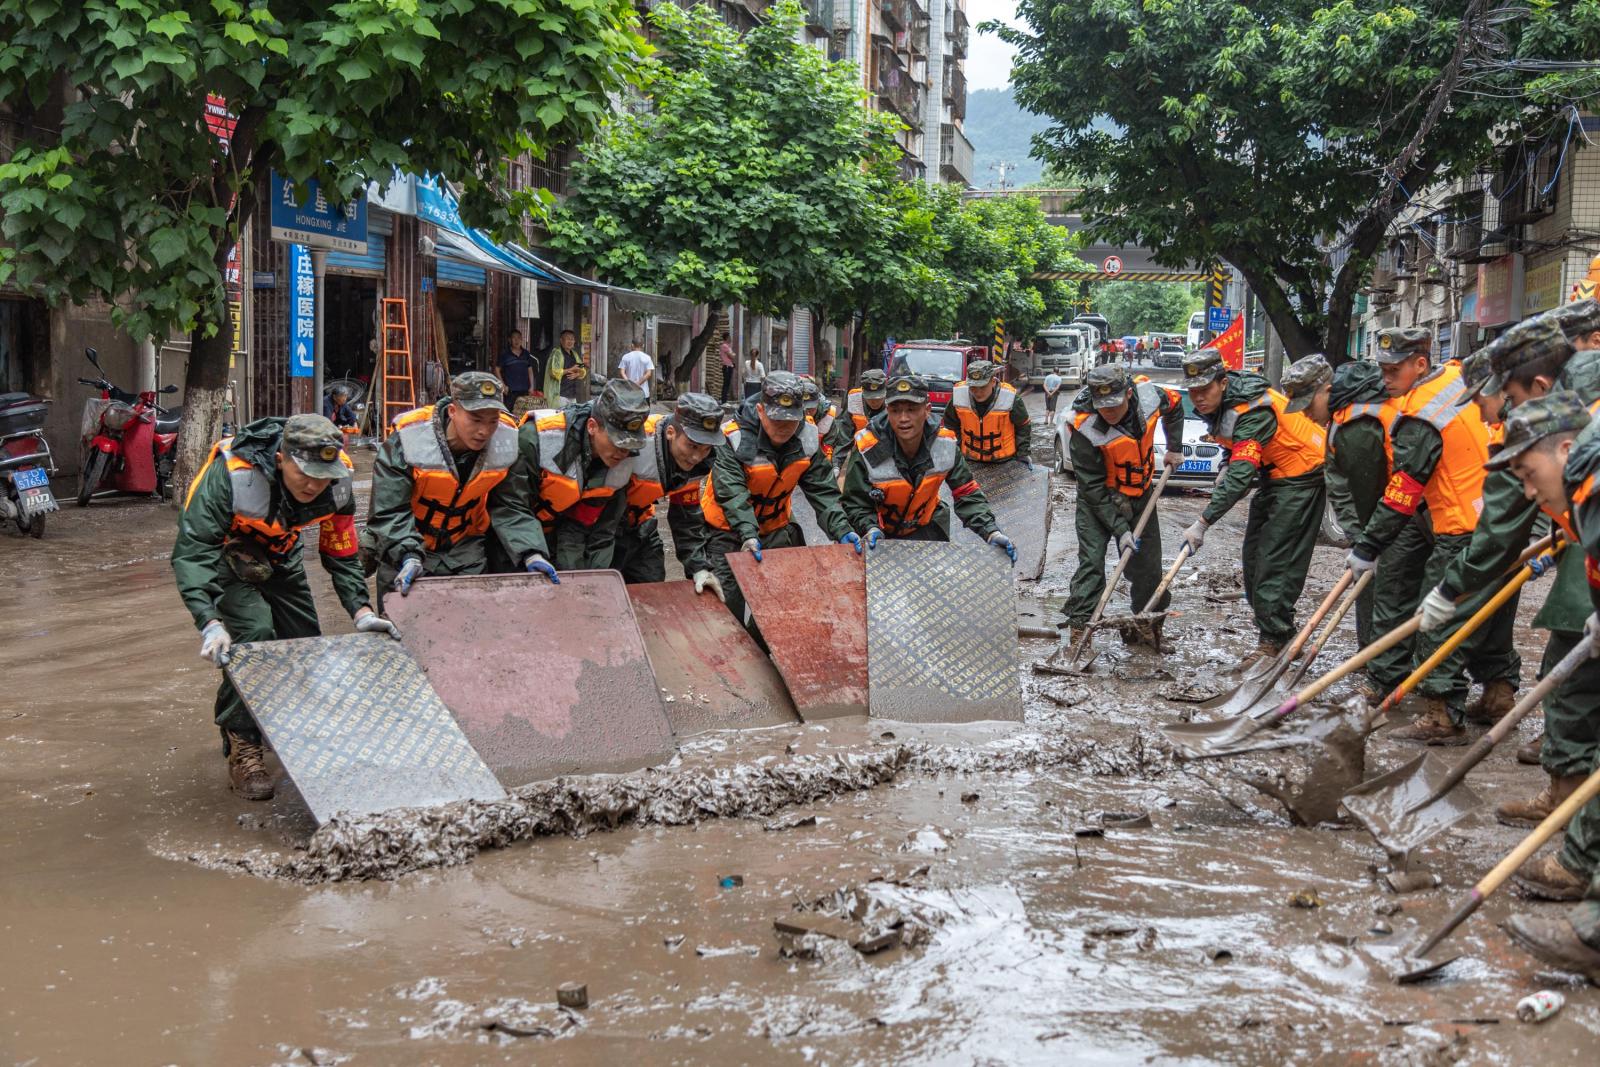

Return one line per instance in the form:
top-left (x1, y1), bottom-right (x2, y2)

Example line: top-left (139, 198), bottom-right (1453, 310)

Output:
top-left (1261, 615), bottom-right (1421, 723)
top-left (1138, 543), bottom-right (1192, 616)
top-left (1286, 569), bottom-right (1355, 661)
top-left (1090, 464), bottom-right (1174, 622)
top-left (1282, 572), bottom-right (1374, 691)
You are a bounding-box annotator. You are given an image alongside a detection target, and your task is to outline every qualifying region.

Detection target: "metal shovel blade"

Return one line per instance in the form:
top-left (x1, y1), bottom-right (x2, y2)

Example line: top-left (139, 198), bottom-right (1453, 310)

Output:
top-left (1392, 952), bottom-right (1461, 985)
top-left (1162, 699), bottom-right (1357, 760)
top-left (1341, 753), bottom-right (1486, 857)
top-left (1198, 667), bottom-right (1300, 719)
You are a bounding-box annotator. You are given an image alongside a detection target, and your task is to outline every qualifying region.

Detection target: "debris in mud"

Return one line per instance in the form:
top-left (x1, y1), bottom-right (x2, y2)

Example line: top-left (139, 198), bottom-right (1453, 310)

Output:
top-left (1038, 683), bottom-right (1089, 707)
top-left (1206, 946), bottom-right (1234, 963)
top-left (719, 874), bottom-right (745, 888)
top-left (960, 791), bottom-right (980, 804)
top-left (476, 1002), bottom-right (581, 1041)
top-left (902, 828), bottom-right (949, 854)
top-left (762, 812), bottom-right (818, 832)
top-left (1384, 870), bottom-right (1441, 894)
top-left (663, 934), bottom-right (686, 951)
top-left (1159, 680), bottom-right (1222, 703)
top-left (1114, 666), bottom-right (1174, 683)
top-left (695, 943), bottom-right (761, 958)
top-left (1287, 888), bottom-right (1323, 909)
top-left (779, 874), bottom-right (945, 958)
top-left (1083, 924), bottom-right (1157, 952)
top-left (773, 913), bottom-right (898, 954)
top-left (556, 983), bottom-right (588, 1009)
top-left (1374, 900), bottom-right (1404, 916)
top-left (1097, 810), bottom-right (1152, 830)
top-left (1516, 990), bottom-right (1564, 1023)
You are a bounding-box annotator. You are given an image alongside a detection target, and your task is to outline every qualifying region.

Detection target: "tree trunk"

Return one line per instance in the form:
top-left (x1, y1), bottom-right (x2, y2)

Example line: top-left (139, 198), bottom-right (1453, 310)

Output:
top-left (176, 322), bottom-right (232, 500)
top-left (1227, 257), bottom-right (1324, 363)
top-left (676, 302), bottom-right (722, 387)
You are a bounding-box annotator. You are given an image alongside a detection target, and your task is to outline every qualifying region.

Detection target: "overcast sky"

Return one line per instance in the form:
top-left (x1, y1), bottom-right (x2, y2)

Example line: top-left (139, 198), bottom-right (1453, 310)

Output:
top-left (965, 0), bottom-right (1022, 92)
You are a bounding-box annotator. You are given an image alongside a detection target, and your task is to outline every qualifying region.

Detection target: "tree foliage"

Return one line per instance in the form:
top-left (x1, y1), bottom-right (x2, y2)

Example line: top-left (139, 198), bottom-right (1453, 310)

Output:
top-left (0, 0), bottom-right (646, 475)
top-left (997, 0), bottom-right (1600, 361)
top-left (1090, 281), bottom-right (1199, 338)
top-left (547, 0), bottom-right (897, 382)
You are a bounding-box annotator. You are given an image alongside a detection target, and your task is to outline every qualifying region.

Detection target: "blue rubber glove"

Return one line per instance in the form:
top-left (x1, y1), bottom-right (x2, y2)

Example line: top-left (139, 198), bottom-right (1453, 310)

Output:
top-left (741, 537), bottom-right (762, 562)
top-left (988, 531), bottom-right (1017, 564)
top-left (392, 557), bottom-right (424, 596)
top-left (525, 552), bottom-right (560, 584)
top-left (1529, 552), bottom-right (1556, 577)
top-left (841, 531), bottom-right (863, 554)
top-left (866, 527), bottom-right (883, 551)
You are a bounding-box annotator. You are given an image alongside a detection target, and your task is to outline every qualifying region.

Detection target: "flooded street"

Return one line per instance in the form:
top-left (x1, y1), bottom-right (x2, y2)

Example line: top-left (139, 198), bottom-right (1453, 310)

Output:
top-left (4, 451), bottom-right (1599, 1065)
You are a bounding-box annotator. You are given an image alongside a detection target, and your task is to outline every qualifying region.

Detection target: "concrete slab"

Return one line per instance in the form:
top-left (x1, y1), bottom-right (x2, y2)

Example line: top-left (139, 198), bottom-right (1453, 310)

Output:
top-left (627, 580), bottom-right (801, 734)
top-left (386, 571), bottom-right (675, 787)
top-left (225, 634), bottom-right (506, 824)
top-left (728, 545), bottom-right (868, 720)
top-left (865, 542), bottom-right (1023, 723)
top-left (970, 459), bottom-right (1051, 580)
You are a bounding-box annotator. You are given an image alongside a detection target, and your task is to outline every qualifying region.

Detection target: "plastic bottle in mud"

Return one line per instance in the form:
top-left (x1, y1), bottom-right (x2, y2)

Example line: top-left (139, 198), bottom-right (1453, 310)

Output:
top-left (1515, 990), bottom-right (1564, 1023)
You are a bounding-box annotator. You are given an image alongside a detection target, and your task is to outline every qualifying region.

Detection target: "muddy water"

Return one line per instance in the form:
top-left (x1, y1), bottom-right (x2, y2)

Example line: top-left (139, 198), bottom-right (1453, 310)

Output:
top-left (3, 442), bottom-right (1598, 1064)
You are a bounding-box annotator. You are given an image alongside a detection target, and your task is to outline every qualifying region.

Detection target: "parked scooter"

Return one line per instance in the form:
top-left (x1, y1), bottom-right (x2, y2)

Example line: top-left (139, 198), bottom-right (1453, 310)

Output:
top-left (76, 348), bottom-right (181, 506)
top-left (0, 391), bottom-right (59, 537)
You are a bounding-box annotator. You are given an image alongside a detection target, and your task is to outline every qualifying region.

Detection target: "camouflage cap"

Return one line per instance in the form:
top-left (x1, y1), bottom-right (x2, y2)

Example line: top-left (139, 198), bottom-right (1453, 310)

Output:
top-left (672, 391), bottom-right (724, 446)
top-left (450, 370), bottom-right (507, 412)
top-left (1555, 298), bottom-right (1600, 340)
top-left (1485, 390), bottom-right (1594, 470)
top-left (964, 359), bottom-right (998, 384)
top-left (760, 370), bottom-right (807, 421)
top-left (859, 368), bottom-right (889, 400)
top-left (1084, 364), bottom-right (1132, 408)
top-left (591, 379), bottom-right (651, 451)
top-left (1477, 316), bottom-right (1572, 400)
top-left (1181, 349), bottom-right (1227, 389)
top-left (886, 374), bottom-right (930, 404)
top-left (281, 413), bottom-right (348, 479)
top-left (1281, 354), bottom-right (1334, 413)
top-left (797, 375), bottom-right (822, 409)
top-left (1374, 327), bottom-right (1431, 365)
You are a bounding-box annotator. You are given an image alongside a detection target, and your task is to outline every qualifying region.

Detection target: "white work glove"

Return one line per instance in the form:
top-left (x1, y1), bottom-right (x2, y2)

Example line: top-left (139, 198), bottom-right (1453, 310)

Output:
top-left (525, 552), bottom-right (560, 584)
top-left (199, 620), bottom-right (232, 667)
top-left (865, 527), bottom-right (883, 551)
top-left (392, 556), bottom-right (424, 596)
top-left (692, 569), bottom-right (725, 603)
top-left (1181, 518), bottom-right (1208, 554)
top-left (1117, 531), bottom-right (1138, 556)
top-left (1346, 547), bottom-right (1377, 577)
top-left (353, 608), bottom-right (402, 641)
top-left (1415, 586), bottom-right (1454, 634)
top-left (1586, 612), bottom-right (1600, 657)
top-left (741, 537), bottom-right (763, 562)
top-left (1164, 449), bottom-right (1184, 470)
top-left (988, 531), bottom-right (1017, 564)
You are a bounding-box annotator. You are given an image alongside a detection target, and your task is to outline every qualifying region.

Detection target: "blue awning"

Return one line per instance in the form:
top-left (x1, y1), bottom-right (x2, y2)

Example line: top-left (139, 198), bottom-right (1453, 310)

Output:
top-left (367, 172), bottom-right (556, 283)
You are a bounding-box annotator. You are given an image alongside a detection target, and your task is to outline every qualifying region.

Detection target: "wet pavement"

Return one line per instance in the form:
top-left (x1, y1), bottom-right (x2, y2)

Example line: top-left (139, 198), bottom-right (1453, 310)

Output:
top-left (3, 418), bottom-right (1598, 1065)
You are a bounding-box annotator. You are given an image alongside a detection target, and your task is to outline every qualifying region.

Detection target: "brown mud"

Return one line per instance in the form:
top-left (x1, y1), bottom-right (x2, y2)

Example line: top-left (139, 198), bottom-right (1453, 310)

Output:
top-left (3, 419), bottom-right (1598, 1064)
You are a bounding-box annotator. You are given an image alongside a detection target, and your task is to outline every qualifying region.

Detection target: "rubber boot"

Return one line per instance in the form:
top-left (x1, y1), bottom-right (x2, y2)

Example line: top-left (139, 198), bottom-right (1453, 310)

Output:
top-left (1503, 913), bottom-right (1600, 983)
top-left (1513, 852), bottom-right (1590, 902)
top-left (1463, 679), bottom-right (1516, 725)
top-left (1516, 732), bottom-right (1544, 766)
top-left (1389, 697), bottom-right (1468, 746)
top-left (226, 730), bottom-right (275, 801)
top-left (1496, 772), bottom-right (1584, 828)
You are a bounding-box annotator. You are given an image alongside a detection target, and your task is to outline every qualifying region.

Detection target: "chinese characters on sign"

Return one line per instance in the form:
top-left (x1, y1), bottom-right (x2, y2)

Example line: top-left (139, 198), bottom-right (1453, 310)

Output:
top-left (289, 244), bottom-right (315, 379)
top-left (269, 171), bottom-right (369, 254)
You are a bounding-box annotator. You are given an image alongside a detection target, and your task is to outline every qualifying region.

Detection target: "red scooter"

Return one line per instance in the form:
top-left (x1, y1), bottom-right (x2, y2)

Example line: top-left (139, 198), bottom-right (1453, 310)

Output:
top-left (76, 348), bottom-right (181, 506)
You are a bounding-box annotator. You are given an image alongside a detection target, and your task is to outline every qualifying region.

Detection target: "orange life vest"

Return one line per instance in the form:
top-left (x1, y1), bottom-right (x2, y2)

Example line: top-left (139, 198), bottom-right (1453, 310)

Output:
top-left (621, 413), bottom-right (706, 529)
top-left (854, 426), bottom-right (959, 536)
top-left (701, 418), bottom-right (821, 535)
top-left (185, 437), bottom-right (356, 562)
top-left (811, 403), bottom-right (839, 462)
top-left (391, 404), bottom-right (520, 552)
top-left (1065, 381), bottom-right (1173, 497)
top-left (1328, 397), bottom-right (1402, 478)
top-left (1212, 387), bottom-right (1326, 479)
top-left (1378, 363), bottom-right (1489, 536)
top-left (948, 381), bottom-right (1020, 461)
top-left (846, 389), bottom-right (881, 432)
top-left (522, 408), bottom-right (634, 529)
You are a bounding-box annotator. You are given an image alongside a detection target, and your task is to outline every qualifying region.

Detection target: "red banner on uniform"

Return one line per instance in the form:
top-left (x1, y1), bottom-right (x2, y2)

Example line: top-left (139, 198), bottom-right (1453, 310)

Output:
top-left (1201, 315), bottom-right (1245, 370)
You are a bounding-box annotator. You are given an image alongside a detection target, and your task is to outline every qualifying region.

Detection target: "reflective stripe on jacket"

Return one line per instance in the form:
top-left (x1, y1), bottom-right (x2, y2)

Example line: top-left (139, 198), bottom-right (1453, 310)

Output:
top-left (391, 404), bottom-right (519, 552)
top-left (1213, 388), bottom-right (1326, 479)
top-left (188, 438), bottom-right (355, 560)
top-left (949, 381), bottom-right (1019, 461)
top-left (1066, 381), bottom-right (1170, 497)
top-left (701, 418), bottom-right (820, 534)
top-left (854, 425), bottom-right (958, 536)
top-left (525, 408), bottom-right (632, 529)
top-left (1393, 363), bottom-right (1489, 536)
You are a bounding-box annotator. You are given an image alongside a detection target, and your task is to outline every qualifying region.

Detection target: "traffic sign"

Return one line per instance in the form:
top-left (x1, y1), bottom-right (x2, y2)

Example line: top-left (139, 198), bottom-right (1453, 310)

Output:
top-left (1208, 306), bottom-right (1233, 333)
top-left (270, 171), bottom-right (368, 253)
top-left (1102, 255), bottom-right (1123, 276)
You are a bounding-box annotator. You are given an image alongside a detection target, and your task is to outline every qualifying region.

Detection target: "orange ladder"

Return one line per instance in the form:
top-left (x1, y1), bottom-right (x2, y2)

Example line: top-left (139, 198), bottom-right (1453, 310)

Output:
top-left (378, 298), bottom-right (415, 438)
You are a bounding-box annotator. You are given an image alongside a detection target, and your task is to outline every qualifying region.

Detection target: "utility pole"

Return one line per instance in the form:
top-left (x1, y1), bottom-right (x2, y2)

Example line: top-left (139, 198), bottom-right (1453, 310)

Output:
top-left (988, 161), bottom-right (1016, 192)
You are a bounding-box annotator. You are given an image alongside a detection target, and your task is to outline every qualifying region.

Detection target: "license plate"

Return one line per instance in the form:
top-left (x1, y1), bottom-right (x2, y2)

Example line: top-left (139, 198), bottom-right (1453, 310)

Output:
top-left (20, 486), bottom-right (56, 516)
top-left (13, 466), bottom-right (49, 490)
top-left (1178, 460), bottom-right (1211, 473)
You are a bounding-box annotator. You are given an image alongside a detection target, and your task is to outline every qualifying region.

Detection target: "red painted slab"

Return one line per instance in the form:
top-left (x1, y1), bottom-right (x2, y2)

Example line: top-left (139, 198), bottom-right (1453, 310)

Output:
top-left (728, 545), bottom-right (868, 720)
top-left (628, 581), bottom-right (801, 735)
top-left (387, 571), bottom-right (675, 787)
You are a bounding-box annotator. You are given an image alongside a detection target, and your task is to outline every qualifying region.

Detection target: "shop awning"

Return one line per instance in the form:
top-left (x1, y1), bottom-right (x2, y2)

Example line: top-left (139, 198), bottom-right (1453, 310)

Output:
top-left (513, 243), bottom-right (696, 321)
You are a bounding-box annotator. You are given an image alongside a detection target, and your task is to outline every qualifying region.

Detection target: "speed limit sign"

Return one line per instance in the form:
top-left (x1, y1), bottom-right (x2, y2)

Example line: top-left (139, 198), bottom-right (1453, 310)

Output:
top-left (1102, 255), bottom-right (1123, 275)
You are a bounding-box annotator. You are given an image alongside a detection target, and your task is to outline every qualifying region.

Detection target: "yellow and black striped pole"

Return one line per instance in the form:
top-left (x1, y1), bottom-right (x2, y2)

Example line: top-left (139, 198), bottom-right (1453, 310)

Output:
top-left (1209, 265), bottom-right (1227, 314)
top-left (993, 318), bottom-right (1005, 360)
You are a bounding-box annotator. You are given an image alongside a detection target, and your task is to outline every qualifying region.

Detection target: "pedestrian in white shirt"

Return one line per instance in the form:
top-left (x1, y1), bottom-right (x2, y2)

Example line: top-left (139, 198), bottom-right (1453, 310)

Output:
top-left (618, 346), bottom-right (654, 390)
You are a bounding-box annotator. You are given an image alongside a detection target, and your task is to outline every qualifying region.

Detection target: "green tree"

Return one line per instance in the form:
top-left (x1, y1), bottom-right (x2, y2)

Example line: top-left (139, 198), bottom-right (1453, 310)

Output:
top-left (0, 0), bottom-right (646, 479)
top-left (1090, 281), bottom-right (1195, 338)
top-left (547, 0), bottom-right (897, 385)
top-left (942, 194), bottom-right (1084, 345)
top-left (997, 1), bottom-right (1600, 361)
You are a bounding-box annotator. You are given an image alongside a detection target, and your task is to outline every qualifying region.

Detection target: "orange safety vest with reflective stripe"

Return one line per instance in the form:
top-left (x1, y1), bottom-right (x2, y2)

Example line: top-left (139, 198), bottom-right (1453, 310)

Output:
top-left (522, 408), bottom-right (634, 529)
top-left (186, 437), bottom-right (356, 561)
top-left (1329, 397), bottom-right (1402, 479)
top-left (392, 404), bottom-right (520, 552)
top-left (1212, 388), bottom-right (1326, 478)
top-left (701, 418), bottom-right (821, 535)
top-left (1379, 362), bottom-right (1489, 536)
top-left (810, 403), bottom-right (840, 462)
top-left (1065, 381), bottom-right (1173, 497)
top-left (846, 389), bottom-right (880, 432)
top-left (853, 425), bottom-right (959, 536)
top-left (621, 413), bottom-right (705, 529)
top-left (948, 381), bottom-right (1020, 461)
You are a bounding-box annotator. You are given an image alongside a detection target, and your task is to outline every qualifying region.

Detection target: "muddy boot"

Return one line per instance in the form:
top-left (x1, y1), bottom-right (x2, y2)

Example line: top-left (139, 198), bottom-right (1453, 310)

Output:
top-left (1496, 772), bottom-right (1583, 828)
top-left (1236, 639), bottom-right (1283, 674)
top-left (1503, 912), bottom-right (1600, 984)
top-left (1516, 732), bottom-right (1544, 766)
top-left (1148, 616), bottom-right (1165, 651)
top-left (1513, 853), bottom-right (1590, 902)
top-left (226, 730), bottom-right (275, 801)
top-left (1353, 674), bottom-right (1384, 704)
top-left (1463, 679), bottom-right (1516, 725)
top-left (1388, 698), bottom-right (1468, 746)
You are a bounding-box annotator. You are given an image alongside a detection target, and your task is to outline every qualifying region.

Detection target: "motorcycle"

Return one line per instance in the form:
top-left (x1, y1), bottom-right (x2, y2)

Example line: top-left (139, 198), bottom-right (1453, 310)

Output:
top-left (76, 348), bottom-right (181, 506)
top-left (0, 391), bottom-right (59, 538)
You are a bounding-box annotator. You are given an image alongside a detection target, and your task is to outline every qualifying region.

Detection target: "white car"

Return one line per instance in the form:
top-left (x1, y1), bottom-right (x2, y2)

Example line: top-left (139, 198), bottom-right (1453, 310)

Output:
top-left (1052, 395), bottom-right (1224, 490)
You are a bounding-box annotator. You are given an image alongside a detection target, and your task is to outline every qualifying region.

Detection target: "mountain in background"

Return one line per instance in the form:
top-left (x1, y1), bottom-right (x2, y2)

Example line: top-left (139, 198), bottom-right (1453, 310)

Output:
top-left (964, 87), bottom-right (1049, 189)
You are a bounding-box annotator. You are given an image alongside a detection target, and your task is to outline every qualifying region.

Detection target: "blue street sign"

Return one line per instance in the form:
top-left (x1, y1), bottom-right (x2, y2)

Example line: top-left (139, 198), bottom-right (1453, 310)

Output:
top-left (288, 244), bottom-right (314, 379)
top-left (1208, 306), bottom-right (1233, 333)
top-left (270, 171), bottom-right (368, 254)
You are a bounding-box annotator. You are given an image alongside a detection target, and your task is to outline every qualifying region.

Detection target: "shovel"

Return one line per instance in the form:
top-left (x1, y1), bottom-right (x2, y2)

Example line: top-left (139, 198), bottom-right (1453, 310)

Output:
top-left (1343, 633), bottom-right (1595, 857)
top-left (1391, 759), bottom-right (1600, 983)
top-left (1277, 570), bottom-right (1374, 693)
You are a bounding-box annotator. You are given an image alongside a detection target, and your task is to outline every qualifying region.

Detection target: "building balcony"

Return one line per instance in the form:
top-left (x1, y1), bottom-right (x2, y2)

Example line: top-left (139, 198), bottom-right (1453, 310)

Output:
top-left (803, 0), bottom-right (831, 32)
top-left (879, 0), bottom-right (910, 34)
top-left (947, 8), bottom-right (969, 57)
top-left (897, 151), bottom-right (926, 184)
top-left (940, 123), bottom-right (974, 187)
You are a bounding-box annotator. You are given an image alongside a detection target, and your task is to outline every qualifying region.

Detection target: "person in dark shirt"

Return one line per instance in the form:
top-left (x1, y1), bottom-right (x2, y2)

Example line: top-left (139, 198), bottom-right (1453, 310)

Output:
top-left (323, 385), bottom-right (358, 430)
top-left (496, 329), bottom-right (539, 411)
